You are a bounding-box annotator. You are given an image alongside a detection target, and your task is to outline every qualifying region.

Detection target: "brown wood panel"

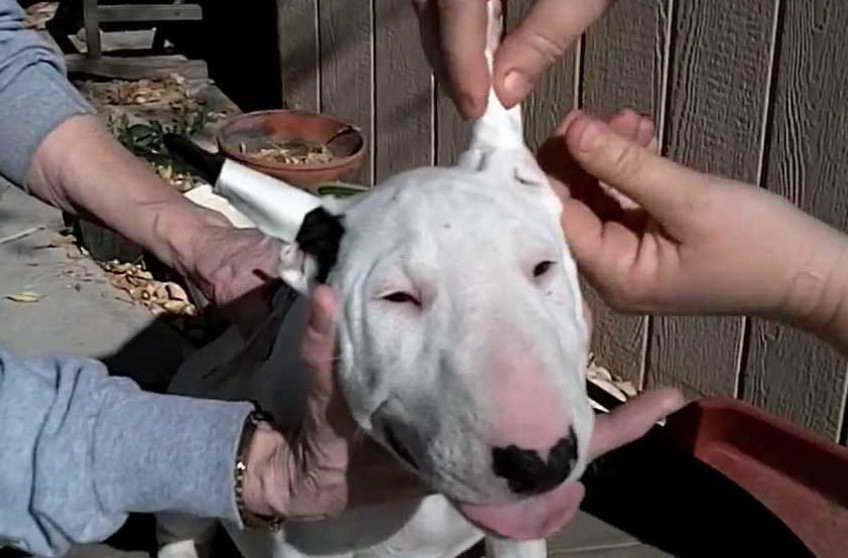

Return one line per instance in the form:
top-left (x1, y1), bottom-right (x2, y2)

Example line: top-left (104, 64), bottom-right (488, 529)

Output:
top-left (743, 0), bottom-right (848, 440)
top-left (318, 0), bottom-right (374, 186)
top-left (277, 0), bottom-right (319, 111)
top-left (97, 4), bottom-right (203, 23)
top-left (435, 84), bottom-right (470, 167)
top-left (647, 0), bottom-right (778, 398)
top-left (373, 1), bottom-right (433, 182)
top-left (579, 0), bottom-right (672, 384)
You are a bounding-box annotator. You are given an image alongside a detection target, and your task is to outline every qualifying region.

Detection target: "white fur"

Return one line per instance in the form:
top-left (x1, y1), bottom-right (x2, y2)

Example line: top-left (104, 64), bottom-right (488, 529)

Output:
top-left (158, 2), bottom-right (591, 556)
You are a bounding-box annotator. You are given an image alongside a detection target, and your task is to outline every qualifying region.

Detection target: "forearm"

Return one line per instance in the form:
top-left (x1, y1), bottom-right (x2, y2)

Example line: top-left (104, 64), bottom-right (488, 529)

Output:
top-left (791, 236), bottom-right (848, 355)
top-left (26, 114), bottom-right (228, 275)
top-left (774, 213), bottom-right (848, 354)
top-left (0, 0), bottom-right (227, 277)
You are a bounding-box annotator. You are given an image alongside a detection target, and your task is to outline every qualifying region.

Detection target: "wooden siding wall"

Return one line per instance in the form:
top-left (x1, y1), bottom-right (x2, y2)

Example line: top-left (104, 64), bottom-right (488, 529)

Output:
top-left (277, 0), bottom-right (848, 442)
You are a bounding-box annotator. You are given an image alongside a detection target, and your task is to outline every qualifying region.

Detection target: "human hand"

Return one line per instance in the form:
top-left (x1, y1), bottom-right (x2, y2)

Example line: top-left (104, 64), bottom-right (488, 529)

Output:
top-left (412, 0), bottom-right (612, 118)
top-left (242, 286), bottom-right (424, 520)
top-left (169, 207), bottom-right (284, 337)
top-left (538, 109), bottom-right (848, 326)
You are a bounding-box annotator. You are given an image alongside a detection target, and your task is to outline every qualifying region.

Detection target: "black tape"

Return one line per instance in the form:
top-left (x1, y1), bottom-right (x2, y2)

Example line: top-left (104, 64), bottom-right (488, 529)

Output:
top-left (163, 134), bottom-right (225, 183)
top-left (296, 207), bottom-right (345, 283)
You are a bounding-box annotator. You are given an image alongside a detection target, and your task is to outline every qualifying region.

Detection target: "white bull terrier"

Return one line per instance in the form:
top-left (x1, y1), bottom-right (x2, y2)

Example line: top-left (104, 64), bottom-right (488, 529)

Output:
top-left (157, 2), bottom-right (592, 556)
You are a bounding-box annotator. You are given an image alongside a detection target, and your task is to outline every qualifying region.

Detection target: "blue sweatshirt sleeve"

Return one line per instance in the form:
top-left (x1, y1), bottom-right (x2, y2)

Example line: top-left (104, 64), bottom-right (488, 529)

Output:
top-left (0, 0), bottom-right (94, 186)
top-left (0, 347), bottom-right (252, 556)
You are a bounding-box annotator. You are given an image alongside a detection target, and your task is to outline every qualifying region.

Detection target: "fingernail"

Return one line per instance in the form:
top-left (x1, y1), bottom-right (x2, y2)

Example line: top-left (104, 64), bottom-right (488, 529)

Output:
top-left (503, 70), bottom-right (533, 104)
top-left (575, 117), bottom-right (603, 153)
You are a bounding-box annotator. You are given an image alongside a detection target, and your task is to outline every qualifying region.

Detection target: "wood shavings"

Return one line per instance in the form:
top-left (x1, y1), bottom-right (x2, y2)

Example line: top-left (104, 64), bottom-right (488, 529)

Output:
top-left (102, 260), bottom-right (196, 317)
top-left (89, 73), bottom-right (198, 108)
top-left (587, 353), bottom-right (638, 406)
top-left (252, 140), bottom-right (336, 165)
top-left (154, 163), bottom-right (198, 192)
top-left (6, 291), bottom-right (45, 303)
top-left (207, 110), bottom-right (229, 121)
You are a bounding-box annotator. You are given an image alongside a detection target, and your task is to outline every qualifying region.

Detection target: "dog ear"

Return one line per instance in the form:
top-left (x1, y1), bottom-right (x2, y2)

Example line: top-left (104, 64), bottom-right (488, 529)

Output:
top-left (164, 134), bottom-right (353, 293)
top-left (279, 206), bottom-right (346, 293)
top-left (164, 134), bottom-right (324, 243)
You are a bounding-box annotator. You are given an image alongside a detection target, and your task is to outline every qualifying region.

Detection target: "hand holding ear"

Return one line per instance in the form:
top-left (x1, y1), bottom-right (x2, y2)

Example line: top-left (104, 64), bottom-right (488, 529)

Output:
top-left (539, 109), bottom-right (848, 327)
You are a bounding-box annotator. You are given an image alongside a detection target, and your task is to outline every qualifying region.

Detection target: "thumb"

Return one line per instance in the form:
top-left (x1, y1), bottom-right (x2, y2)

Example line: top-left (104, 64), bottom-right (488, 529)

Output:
top-left (589, 388), bottom-right (687, 458)
top-left (494, 0), bottom-right (610, 107)
top-left (565, 113), bottom-right (710, 231)
top-left (301, 286), bottom-right (355, 443)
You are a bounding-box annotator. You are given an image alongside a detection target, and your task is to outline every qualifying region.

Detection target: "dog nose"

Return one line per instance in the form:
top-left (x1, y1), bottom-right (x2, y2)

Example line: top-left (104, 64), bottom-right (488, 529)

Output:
top-left (492, 430), bottom-right (578, 495)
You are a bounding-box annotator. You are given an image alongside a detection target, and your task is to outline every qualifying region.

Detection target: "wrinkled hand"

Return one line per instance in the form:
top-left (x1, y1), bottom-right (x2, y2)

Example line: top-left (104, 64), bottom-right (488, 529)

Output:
top-left (538, 109), bottom-right (848, 325)
top-left (412, 0), bottom-right (612, 118)
top-left (243, 286), bottom-right (425, 520)
top-left (178, 214), bottom-right (283, 337)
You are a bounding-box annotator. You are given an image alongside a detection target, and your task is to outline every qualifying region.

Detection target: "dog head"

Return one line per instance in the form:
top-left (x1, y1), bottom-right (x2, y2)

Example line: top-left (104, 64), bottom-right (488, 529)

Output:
top-left (208, 0), bottom-right (592, 537)
top-left (332, 151), bottom-right (592, 501)
top-left (214, 139), bottom-right (591, 499)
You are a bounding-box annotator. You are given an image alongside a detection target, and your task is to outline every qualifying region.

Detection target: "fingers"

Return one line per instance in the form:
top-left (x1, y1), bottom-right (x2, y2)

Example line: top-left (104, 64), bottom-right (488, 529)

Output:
top-left (413, 0), bottom-right (490, 119)
top-left (436, 0), bottom-right (490, 117)
top-left (603, 109), bottom-right (653, 210)
top-left (301, 286), bottom-right (355, 444)
top-left (565, 112), bottom-right (710, 232)
top-left (545, 109), bottom-right (654, 269)
top-left (301, 285), bottom-right (337, 374)
top-left (494, 0), bottom-right (611, 107)
top-left (589, 388), bottom-right (687, 458)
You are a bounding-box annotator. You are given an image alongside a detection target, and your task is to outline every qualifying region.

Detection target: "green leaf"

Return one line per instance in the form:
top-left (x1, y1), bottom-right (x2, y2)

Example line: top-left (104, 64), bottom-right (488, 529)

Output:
top-left (316, 183), bottom-right (368, 198)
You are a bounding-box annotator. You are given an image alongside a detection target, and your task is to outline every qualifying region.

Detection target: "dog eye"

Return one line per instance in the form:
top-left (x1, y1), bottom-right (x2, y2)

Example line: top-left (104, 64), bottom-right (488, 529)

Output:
top-left (533, 260), bottom-right (555, 277)
top-left (381, 292), bottom-right (421, 306)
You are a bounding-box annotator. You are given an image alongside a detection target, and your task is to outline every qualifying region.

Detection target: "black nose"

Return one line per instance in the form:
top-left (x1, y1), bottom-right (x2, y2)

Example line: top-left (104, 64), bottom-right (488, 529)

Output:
top-left (492, 431), bottom-right (578, 495)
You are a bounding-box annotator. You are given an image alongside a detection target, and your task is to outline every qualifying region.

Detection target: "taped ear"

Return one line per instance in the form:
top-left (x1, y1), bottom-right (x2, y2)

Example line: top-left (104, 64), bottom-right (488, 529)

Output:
top-left (163, 134), bottom-right (346, 294)
top-left (459, 0), bottom-right (525, 168)
top-left (164, 133), bottom-right (323, 243)
top-left (280, 206), bottom-right (346, 293)
top-left (216, 160), bottom-right (323, 242)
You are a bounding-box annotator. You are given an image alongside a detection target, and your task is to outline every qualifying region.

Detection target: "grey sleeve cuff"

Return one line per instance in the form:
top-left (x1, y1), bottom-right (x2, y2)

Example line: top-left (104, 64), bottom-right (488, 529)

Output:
top-left (92, 381), bottom-right (253, 523)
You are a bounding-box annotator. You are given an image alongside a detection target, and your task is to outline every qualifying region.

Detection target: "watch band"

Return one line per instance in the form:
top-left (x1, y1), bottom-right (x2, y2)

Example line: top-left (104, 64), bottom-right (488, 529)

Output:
top-left (234, 407), bottom-right (284, 530)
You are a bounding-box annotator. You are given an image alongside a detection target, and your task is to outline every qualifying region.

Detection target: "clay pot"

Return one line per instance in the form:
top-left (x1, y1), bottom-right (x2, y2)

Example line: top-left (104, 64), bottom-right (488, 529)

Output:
top-left (216, 109), bottom-right (366, 192)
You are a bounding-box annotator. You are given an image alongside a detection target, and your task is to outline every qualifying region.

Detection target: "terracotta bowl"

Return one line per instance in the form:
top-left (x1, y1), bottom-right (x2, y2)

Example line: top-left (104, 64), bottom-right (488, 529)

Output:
top-left (216, 109), bottom-right (366, 192)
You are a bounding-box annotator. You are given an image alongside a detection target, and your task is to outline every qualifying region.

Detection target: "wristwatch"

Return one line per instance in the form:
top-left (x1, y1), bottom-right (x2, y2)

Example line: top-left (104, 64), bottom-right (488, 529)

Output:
top-left (234, 407), bottom-right (285, 530)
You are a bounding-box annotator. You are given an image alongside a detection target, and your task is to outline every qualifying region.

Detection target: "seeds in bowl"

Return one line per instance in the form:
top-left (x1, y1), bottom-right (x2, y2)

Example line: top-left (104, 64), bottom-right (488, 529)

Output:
top-left (245, 139), bottom-right (336, 166)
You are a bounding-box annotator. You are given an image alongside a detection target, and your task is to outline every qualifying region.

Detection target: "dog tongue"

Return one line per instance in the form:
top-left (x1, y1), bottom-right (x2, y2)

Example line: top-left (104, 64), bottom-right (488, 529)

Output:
top-left (456, 481), bottom-right (585, 540)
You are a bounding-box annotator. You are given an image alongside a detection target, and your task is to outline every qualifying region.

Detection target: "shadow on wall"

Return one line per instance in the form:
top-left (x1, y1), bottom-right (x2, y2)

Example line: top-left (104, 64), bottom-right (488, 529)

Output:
top-left (161, 0), bottom-right (282, 112)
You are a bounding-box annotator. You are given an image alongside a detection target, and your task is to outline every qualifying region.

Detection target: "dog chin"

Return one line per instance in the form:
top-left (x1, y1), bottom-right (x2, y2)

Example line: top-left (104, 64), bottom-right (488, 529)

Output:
top-left (453, 480), bottom-right (585, 540)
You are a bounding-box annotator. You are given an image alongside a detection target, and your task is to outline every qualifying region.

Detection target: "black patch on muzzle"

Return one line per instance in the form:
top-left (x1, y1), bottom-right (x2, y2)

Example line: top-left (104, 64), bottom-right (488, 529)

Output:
top-left (296, 207), bottom-right (345, 283)
top-left (492, 428), bottom-right (578, 495)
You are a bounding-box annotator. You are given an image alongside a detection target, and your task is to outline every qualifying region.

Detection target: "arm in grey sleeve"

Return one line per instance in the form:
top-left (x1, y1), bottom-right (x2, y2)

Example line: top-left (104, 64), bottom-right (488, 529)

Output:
top-left (0, 347), bottom-right (252, 557)
top-left (0, 0), bottom-right (94, 186)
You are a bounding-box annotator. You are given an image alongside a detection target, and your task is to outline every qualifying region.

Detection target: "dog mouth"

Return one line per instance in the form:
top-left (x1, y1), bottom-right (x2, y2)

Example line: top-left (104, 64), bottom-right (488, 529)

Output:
top-left (456, 480), bottom-right (585, 540)
top-left (381, 421), bottom-right (583, 540)
top-left (383, 424), bottom-right (419, 471)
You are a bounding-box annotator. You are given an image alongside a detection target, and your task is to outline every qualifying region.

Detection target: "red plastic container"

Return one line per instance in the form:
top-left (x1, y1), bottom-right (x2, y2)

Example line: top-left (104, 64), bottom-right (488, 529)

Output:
top-left (661, 398), bottom-right (848, 556)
